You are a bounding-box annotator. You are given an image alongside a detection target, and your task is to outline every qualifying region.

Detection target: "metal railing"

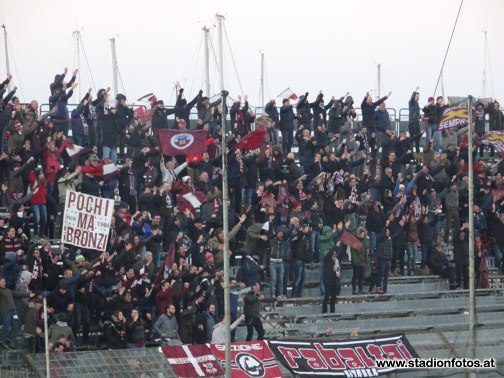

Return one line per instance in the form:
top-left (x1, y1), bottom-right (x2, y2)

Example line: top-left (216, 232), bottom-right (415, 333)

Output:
top-left (38, 103), bottom-right (491, 136)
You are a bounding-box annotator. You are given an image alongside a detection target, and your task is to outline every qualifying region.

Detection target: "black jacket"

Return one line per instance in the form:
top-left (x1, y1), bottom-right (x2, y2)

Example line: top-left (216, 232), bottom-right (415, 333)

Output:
top-left (279, 104), bottom-right (295, 130)
top-left (265, 101), bottom-right (279, 126)
top-left (322, 250), bottom-right (341, 287)
top-left (296, 95), bottom-right (313, 129)
top-left (361, 96), bottom-right (387, 132)
top-left (377, 235), bottom-right (393, 261)
top-left (486, 102), bottom-right (504, 131)
top-left (152, 107), bottom-right (176, 131)
top-left (311, 94), bottom-right (333, 129)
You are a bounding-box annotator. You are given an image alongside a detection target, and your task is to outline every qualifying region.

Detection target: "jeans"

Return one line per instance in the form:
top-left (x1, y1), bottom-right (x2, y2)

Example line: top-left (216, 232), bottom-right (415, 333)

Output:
top-left (72, 131), bottom-right (87, 147)
top-left (292, 260), bottom-right (305, 298)
top-left (244, 187), bottom-right (255, 205)
top-left (369, 232), bottom-right (378, 258)
top-left (425, 122), bottom-right (436, 143)
top-left (493, 244), bottom-right (503, 273)
top-left (370, 188), bottom-right (381, 203)
top-left (433, 130), bottom-right (444, 152)
top-left (152, 250), bottom-right (161, 269)
top-left (309, 231), bottom-right (320, 263)
top-left (0, 309), bottom-right (14, 342)
top-left (272, 128), bottom-right (279, 146)
top-left (377, 260), bottom-right (391, 293)
top-left (269, 261), bottom-right (284, 298)
top-left (444, 207), bottom-right (459, 244)
top-left (31, 204), bottom-right (47, 237)
top-left (282, 261), bottom-right (292, 297)
top-left (102, 145), bottom-right (118, 163)
top-left (406, 242), bottom-right (417, 274)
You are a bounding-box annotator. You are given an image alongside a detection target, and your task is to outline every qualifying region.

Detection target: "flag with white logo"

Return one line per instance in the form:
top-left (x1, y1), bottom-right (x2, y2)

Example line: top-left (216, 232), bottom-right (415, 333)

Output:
top-left (156, 129), bottom-right (208, 156)
top-left (161, 344), bottom-right (223, 377)
top-left (209, 341), bottom-right (282, 378)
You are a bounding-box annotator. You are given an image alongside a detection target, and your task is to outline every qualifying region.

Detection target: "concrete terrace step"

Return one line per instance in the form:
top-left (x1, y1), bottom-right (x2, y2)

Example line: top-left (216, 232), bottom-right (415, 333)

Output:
top-left (268, 296), bottom-right (504, 323)
top-left (294, 311), bottom-right (504, 338)
top-left (275, 287), bottom-right (503, 306)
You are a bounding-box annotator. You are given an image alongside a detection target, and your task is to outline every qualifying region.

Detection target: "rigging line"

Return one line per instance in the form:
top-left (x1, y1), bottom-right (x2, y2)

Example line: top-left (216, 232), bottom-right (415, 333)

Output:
top-left (97, 47), bottom-right (110, 91)
top-left (208, 34), bottom-right (220, 76)
top-left (6, 36), bottom-right (25, 101)
top-left (486, 36), bottom-right (494, 97)
top-left (188, 41), bottom-right (203, 97)
top-left (117, 67), bottom-right (127, 97)
top-left (433, 0), bottom-right (464, 97)
top-left (223, 23), bottom-right (244, 96)
top-left (263, 57), bottom-right (272, 100)
top-left (183, 32), bottom-right (203, 85)
top-left (79, 35), bottom-right (96, 92)
top-left (61, 36), bottom-right (74, 69)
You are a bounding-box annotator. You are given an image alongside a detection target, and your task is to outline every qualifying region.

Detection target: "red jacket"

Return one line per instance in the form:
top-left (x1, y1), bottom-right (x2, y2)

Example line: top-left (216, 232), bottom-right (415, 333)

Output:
top-left (28, 171), bottom-right (47, 205)
top-left (43, 149), bottom-right (62, 177)
top-left (155, 285), bottom-right (188, 316)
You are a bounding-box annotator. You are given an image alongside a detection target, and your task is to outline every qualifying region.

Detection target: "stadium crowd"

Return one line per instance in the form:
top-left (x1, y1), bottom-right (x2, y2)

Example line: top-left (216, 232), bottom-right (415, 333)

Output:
top-left (0, 68), bottom-right (503, 353)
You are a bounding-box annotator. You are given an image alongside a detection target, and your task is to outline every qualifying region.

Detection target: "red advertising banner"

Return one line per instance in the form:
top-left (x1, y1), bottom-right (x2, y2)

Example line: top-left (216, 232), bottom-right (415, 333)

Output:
top-left (209, 341), bottom-right (282, 378)
top-left (268, 334), bottom-right (418, 377)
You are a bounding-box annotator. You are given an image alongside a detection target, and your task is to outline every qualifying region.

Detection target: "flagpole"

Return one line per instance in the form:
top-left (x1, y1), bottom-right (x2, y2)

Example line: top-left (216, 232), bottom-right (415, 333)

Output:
top-left (43, 298), bottom-right (50, 378)
top-left (467, 95), bottom-right (477, 377)
top-left (221, 89), bottom-right (231, 378)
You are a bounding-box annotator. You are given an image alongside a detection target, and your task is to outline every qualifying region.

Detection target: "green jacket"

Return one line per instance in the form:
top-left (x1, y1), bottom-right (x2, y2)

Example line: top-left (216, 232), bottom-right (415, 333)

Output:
top-left (48, 321), bottom-right (75, 344)
top-left (0, 287), bottom-right (29, 312)
top-left (208, 222), bottom-right (242, 264)
top-left (351, 236), bottom-right (369, 267)
top-left (244, 293), bottom-right (262, 317)
top-left (243, 223), bottom-right (264, 255)
top-left (319, 227), bottom-right (341, 254)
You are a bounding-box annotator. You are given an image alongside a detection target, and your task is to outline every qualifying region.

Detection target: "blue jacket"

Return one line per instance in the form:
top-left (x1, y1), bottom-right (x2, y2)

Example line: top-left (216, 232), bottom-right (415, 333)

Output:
top-left (374, 108), bottom-right (391, 132)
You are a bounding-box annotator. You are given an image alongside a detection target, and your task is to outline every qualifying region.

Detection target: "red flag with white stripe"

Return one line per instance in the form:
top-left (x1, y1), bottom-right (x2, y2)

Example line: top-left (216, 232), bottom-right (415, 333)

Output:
top-left (277, 87), bottom-right (298, 100)
top-left (137, 93), bottom-right (158, 105)
top-left (102, 162), bottom-right (120, 181)
top-left (178, 191), bottom-right (207, 213)
top-left (161, 345), bottom-right (223, 377)
top-left (61, 140), bottom-right (85, 160)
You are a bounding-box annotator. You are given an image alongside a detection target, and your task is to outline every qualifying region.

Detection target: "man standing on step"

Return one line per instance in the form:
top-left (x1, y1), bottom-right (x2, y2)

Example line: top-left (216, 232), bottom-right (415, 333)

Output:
top-left (408, 87), bottom-right (421, 153)
top-left (453, 225), bottom-right (470, 290)
top-left (244, 283), bottom-right (265, 341)
top-left (322, 247), bottom-right (341, 313)
top-left (376, 228), bottom-right (393, 294)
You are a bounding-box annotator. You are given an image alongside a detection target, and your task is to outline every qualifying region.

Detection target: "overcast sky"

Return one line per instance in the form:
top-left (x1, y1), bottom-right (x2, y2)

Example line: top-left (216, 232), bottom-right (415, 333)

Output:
top-left (1, 0), bottom-right (502, 111)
